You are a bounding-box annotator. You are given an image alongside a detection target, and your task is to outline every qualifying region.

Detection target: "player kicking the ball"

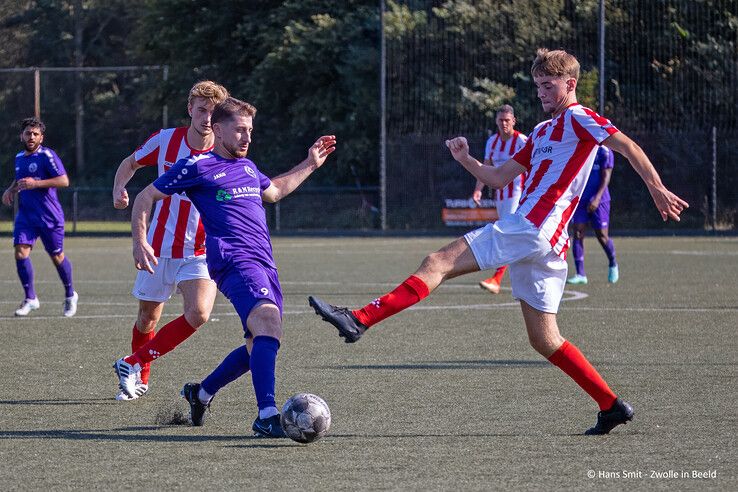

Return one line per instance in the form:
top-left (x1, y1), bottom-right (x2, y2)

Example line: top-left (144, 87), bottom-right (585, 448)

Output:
top-left (127, 97), bottom-right (336, 437)
top-left (309, 49), bottom-right (688, 435)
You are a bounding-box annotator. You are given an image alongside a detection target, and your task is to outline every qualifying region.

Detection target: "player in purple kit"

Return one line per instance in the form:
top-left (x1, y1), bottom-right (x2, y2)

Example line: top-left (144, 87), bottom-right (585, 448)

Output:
top-left (567, 145), bottom-right (618, 284)
top-left (123, 97), bottom-right (336, 437)
top-left (2, 118), bottom-right (78, 317)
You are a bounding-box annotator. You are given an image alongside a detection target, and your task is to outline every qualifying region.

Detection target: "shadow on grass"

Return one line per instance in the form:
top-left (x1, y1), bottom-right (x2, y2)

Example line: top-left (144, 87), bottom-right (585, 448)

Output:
top-left (0, 428), bottom-right (301, 444)
top-left (325, 360), bottom-right (550, 370)
top-left (0, 398), bottom-right (115, 406)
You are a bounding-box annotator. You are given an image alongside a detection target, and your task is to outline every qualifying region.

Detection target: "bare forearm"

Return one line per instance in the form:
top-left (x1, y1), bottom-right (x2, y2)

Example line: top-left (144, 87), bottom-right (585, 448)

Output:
top-left (458, 154), bottom-right (507, 189)
top-left (114, 155), bottom-right (139, 190)
top-left (269, 159), bottom-right (318, 202)
top-left (33, 175), bottom-right (69, 189)
top-left (131, 193), bottom-right (153, 245)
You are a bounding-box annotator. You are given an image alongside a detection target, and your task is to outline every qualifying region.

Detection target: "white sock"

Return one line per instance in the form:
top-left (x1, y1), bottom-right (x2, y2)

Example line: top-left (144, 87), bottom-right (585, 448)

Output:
top-left (259, 406), bottom-right (279, 419)
top-left (198, 386), bottom-right (213, 405)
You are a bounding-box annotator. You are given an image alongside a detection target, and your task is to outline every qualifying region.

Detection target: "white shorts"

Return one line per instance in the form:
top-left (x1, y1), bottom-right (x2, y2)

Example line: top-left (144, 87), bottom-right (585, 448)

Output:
top-left (495, 193), bottom-right (521, 218)
top-left (132, 255), bottom-right (212, 302)
top-left (464, 214), bottom-right (568, 313)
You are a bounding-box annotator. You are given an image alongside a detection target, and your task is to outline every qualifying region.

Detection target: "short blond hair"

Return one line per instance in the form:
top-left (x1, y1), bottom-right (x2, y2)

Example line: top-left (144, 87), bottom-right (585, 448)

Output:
top-left (531, 49), bottom-right (580, 80)
top-left (188, 80), bottom-right (229, 106)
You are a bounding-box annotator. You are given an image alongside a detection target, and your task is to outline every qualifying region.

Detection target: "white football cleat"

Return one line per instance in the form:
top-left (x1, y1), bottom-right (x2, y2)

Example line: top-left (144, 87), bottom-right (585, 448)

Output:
top-left (113, 357), bottom-right (142, 399)
top-left (115, 382), bottom-right (149, 401)
top-left (15, 298), bottom-right (40, 316)
top-left (63, 291), bottom-right (78, 317)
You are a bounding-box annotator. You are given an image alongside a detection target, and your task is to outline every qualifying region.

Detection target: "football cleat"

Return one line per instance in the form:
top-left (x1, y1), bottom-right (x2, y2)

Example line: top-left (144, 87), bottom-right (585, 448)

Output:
top-left (608, 265), bottom-right (619, 284)
top-left (479, 278), bottom-right (501, 294)
top-left (585, 398), bottom-right (634, 435)
top-left (113, 357), bottom-right (141, 399)
top-left (115, 382), bottom-right (149, 401)
top-left (181, 382), bottom-right (210, 426)
top-left (252, 414), bottom-right (286, 438)
top-left (63, 291), bottom-right (78, 317)
top-left (14, 297), bottom-right (40, 317)
top-left (566, 274), bottom-right (588, 285)
top-left (308, 296), bottom-right (367, 343)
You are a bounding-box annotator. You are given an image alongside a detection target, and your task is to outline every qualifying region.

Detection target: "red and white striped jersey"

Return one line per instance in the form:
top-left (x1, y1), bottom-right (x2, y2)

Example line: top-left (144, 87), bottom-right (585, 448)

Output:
top-left (134, 127), bottom-right (213, 258)
top-left (512, 103), bottom-right (619, 256)
top-left (484, 130), bottom-right (528, 201)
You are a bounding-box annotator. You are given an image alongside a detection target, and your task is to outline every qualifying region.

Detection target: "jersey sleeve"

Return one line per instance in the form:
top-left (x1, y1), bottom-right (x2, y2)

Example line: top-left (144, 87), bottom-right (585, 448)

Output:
top-left (133, 130), bottom-right (162, 167)
top-left (153, 156), bottom-right (200, 196)
top-left (484, 137), bottom-right (494, 160)
top-left (571, 107), bottom-right (619, 144)
top-left (42, 149), bottom-right (66, 177)
top-left (511, 133), bottom-right (535, 172)
top-left (601, 146), bottom-right (615, 169)
top-left (258, 168), bottom-right (271, 191)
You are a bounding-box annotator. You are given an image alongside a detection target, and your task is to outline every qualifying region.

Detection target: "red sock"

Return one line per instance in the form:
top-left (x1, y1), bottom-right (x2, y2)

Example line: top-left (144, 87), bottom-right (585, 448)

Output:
top-left (125, 315), bottom-right (197, 367)
top-left (492, 265), bottom-right (507, 283)
top-left (352, 275), bottom-right (430, 328)
top-left (548, 340), bottom-right (617, 410)
top-left (131, 325), bottom-right (155, 384)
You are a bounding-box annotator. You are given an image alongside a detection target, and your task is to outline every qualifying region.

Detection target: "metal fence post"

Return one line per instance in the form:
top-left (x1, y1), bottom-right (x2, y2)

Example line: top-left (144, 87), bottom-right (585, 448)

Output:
top-left (275, 201), bottom-right (281, 231)
top-left (711, 126), bottom-right (717, 231)
top-left (72, 188), bottom-right (78, 233)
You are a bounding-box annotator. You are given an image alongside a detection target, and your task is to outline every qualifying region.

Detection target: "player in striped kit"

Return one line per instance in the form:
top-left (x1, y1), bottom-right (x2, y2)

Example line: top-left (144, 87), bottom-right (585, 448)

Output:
top-left (472, 105), bottom-right (527, 294)
top-left (111, 81), bottom-right (229, 400)
top-left (309, 49), bottom-right (688, 435)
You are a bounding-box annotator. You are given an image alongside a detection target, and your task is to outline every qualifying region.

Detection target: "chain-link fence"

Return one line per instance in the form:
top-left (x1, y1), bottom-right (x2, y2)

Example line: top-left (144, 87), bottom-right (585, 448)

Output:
top-left (384, 0), bottom-right (738, 231)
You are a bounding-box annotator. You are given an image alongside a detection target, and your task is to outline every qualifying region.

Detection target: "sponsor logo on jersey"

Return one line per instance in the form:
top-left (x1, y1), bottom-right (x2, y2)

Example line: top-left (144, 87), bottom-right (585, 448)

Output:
top-left (28, 163), bottom-right (37, 173)
top-left (213, 171), bottom-right (226, 180)
top-left (533, 145), bottom-right (553, 158)
top-left (244, 166), bottom-right (257, 178)
top-left (216, 189), bottom-right (233, 202)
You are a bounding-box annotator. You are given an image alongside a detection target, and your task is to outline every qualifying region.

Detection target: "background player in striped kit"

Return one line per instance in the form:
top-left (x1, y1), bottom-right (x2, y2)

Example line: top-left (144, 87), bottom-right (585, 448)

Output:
top-left (472, 105), bottom-right (527, 294)
top-left (567, 145), bottom-right (618, 284)
top-left (309, 48), bottom-right (688, 435)
top-left (111, 81), bottom-right (228, 400)
top-left (2, 117), bottom-right (77, 317)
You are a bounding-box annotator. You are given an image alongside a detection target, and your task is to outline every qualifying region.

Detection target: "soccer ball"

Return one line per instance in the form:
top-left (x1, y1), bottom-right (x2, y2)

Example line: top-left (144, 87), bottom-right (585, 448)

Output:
top-left (280, 393), bottom-right (332, 444)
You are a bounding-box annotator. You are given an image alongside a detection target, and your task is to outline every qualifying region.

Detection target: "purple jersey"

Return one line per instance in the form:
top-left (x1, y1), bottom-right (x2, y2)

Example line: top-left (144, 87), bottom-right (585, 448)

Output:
top-left (581, 145), bottom-right (614, 203)
top-left (152, 152), bottom-right (275, 272)
top-left (14, 146), bottom-right (66, 227)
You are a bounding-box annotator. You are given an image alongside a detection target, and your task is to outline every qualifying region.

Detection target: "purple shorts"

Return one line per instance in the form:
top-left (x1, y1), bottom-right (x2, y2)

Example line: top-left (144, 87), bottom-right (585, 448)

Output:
top-left (572, 198), bottom-right (610, 230)
top-left (14, 221), bottom-right (65, 255)
top-left (212, 261), bottom-right (283, 338)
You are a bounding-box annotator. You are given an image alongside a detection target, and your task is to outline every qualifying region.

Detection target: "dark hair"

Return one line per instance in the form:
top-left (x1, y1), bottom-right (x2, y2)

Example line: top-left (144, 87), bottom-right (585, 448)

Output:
top-left (211, 97), bottom-right (257, 125)
top-left (20, 117), bottom-right (45, 134)
top-left (497, 104), bottom-right (515, 117)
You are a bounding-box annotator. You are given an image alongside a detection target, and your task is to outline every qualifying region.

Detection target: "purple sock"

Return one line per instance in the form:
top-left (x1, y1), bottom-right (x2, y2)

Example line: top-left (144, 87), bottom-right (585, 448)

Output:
top-left (572, 236), bottom-right (585, 276)
top-left (201, 345), bottom-right (250, 396)
top-left (603, 239), bottom-right (617, 267)
top-left (16, 257), bottom-right (36, 299)
top-left (56, 257), bottom-right (74, 297)
top-left (250, 336), bottom-right (280, 410)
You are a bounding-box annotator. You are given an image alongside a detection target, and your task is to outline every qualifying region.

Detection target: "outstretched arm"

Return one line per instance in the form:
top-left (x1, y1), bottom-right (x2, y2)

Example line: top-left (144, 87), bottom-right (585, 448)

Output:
top-left (262, 135), bottom-right (337, 203)
top-left (603, 132), bottom-right (688, 222)
top-left (446, 137), bottom-right (525, 191)
top-left (588, 167), bottom-right (612, 212)
top-left (113, 153), bottom-right (145, 209)
top-left (130, 183), bottom-right (168, 273)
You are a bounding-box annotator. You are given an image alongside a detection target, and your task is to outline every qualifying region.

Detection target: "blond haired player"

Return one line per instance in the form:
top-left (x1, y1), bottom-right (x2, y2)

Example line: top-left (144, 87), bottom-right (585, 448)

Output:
top-left (111, 81), bottom-right (229, 400)
top-left (309, 49), bottom-right (688, 435)
top-left (472, 105), bottom-right (527, 294)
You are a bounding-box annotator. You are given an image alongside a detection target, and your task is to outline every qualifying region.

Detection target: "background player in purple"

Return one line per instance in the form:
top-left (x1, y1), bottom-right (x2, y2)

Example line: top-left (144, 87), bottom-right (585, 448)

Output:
top-left (2, 117), bottom-right (78, 317)
top-left (124, 97), bottom-right (336, 437)
top-left (567, 145), bottom-right (618, 284)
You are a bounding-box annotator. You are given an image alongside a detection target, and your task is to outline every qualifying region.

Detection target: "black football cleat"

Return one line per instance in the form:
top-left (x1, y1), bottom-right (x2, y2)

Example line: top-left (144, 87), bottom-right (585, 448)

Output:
top-left (252, 414), bottom-right (286, 438)
top-left (584, 398), bottom-right (634, 435)
top-left (308, 296), bottom-right (367, 343)
top-left (181, 382), bottom-right (210, 427)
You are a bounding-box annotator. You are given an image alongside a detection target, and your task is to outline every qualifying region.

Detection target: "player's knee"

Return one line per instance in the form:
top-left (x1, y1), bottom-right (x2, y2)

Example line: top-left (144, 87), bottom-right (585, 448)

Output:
top-left (50, 253), bottom-right (65, 266)
top-left (419, 252), bottom-right (445, 276)
top-left (137, 312), bottom-right (160, 332)
top-left (184, 308), bottom-right (209, 328)
top-left (527, 332), bottom-right (556, 357)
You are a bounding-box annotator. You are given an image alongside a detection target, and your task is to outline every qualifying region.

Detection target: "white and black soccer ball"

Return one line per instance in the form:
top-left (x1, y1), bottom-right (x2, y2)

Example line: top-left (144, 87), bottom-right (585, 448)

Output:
top-left (280, 393), bottom-right (331, 444)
